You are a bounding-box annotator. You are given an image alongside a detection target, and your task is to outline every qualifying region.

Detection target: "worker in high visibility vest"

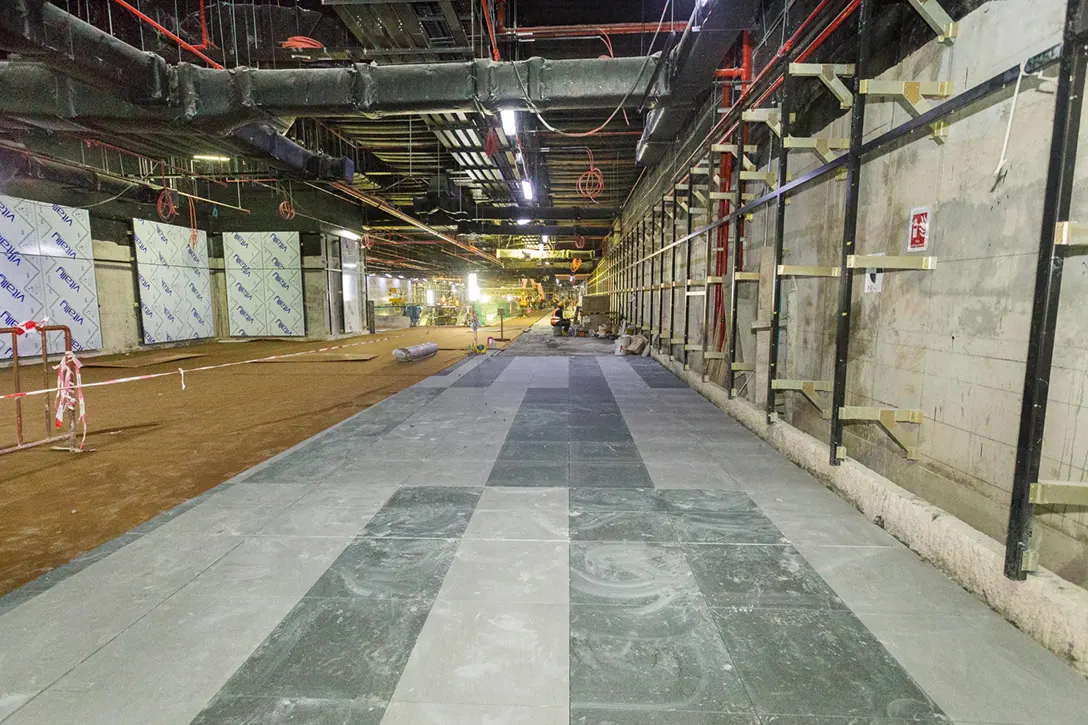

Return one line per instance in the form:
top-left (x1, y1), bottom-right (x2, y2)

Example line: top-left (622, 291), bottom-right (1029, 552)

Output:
top-left (550, 300), bottom-right (571, 335)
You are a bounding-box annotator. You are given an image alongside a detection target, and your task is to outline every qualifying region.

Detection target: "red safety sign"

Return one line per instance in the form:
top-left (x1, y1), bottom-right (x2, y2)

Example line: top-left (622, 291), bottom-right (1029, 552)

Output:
top-left (908, 206), bottom-right (931, 252)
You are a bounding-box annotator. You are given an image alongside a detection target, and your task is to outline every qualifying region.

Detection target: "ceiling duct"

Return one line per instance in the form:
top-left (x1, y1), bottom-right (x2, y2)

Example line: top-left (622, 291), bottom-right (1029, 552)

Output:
top-left (636, 0), bottom-right (760, 165)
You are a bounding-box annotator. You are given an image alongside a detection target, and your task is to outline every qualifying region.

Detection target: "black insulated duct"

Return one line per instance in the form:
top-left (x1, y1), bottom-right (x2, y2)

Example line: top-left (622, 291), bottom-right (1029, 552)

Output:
top-left (230, 123), bottom-right (355, 183)
top-left (636, 0), bottom-right (761, 165)
top-left (0, 0), bottom-right (169, 105)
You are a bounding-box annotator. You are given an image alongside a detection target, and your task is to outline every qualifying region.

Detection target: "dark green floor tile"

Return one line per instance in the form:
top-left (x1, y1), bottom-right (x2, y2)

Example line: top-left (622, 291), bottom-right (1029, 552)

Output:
top-left (569, 441), bottom-right (641, 462)
top-left (192, 696), bottom-right (384, 724)
top-left (711, 608), bottom-right (944, 720)
top-left (571, 462), bottom-right (653, 488)
top-left (499, 440), bottom-right (571, 462)
top-left (570, 511), bottom-right (679, 542)
top-left (513, 407), bottom-right (570, 427)
top-left (218, 598), bottom-right (429, 700)
top-left (674, 512), bottom-right (788, 544)
top-left (305, 538), bottom-right (459, 600)
top-left (656, 489), bottom-right (759, 514)
top-left (383, 486), bottom-right (480, 508)
top-left (570, 487), bottom-right (662, 512)
top-left (486, 461), bottom-right (570, 487)
top-left (571, 603), bottom-right (753, 713)
top-left (506, 424), bottom-right (571, 441)
top-left (571, 426), bottom-right (634, 442)
top-left (361, 504), bottom-right (474, 539)
top-left (685, 544), bottom-right (846, 609)
top-left (759, 716), bottom-right (950, 724)
top-left (572, 710), bottom-right (757, 725)
top-left (570, 541), bottom-right (700, 607)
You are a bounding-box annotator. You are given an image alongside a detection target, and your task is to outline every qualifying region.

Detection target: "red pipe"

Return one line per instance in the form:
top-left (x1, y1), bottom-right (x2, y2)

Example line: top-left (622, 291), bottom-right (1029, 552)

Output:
top-left (110, 0), bottom-right (224, 69)
top-left (479, 0), bottom-right (502, 61)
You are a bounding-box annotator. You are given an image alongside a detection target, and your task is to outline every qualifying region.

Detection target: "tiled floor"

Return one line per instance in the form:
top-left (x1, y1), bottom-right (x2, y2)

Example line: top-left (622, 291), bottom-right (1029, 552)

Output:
top-left (1, 333), bottom-right (1087, 724)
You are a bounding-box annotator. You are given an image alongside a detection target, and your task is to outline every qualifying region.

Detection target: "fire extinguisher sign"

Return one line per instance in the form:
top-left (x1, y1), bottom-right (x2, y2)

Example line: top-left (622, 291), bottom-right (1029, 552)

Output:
top-left (907, 206), bottom-right (932, 252)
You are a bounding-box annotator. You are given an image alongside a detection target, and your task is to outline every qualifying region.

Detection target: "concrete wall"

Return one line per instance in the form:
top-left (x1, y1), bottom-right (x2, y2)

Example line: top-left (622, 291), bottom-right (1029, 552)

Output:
top-left (600, 0), bottom-right (1088, 587)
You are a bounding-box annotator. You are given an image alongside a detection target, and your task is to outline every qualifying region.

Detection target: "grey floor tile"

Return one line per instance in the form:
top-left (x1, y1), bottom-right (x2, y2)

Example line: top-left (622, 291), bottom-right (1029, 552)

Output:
top-left (856, 610), bottom-right (1088, 725)
top-left (305, 538), bottom-right (459, 600)
top-left (569, 441), bottom-right (641, 462)
top-left (655, 489), bottom-right (761, 514)
top-left (49, 591), bottom-right (300, 697)
top-left (439, 540), bottom-right (568, 604)
top-left (500, 440), bottom-right (572, 462)
top-left (569, 411), bottom-right (625, 426)
top-left (291, 484), bottom-right (397, 511)
top-left (570, 603), bottom-right (751, 713)
top-left (507, 424), bottom-right (572, 442)
top-left (712, 608), bottom-right (943, 720)
top-left (757, 717), bottom-right (948, 725)
top-left (487, 461), bottom-right (571, 487)
top-left (572, 710), bottom-right (756, 724)
top-left (477, 486), bottom-right (568, 512)
top-left (771, 511), bottom-right (899, 547)
top-left (644, 460), bottom-right (739, 490)
top-left (381, 703), bottom-right (568, 725)
top-left (242, 443), bottom-right (353, 484)
top-left (255, 504), bottom-right (381, 538)
top-left (192, 696), bottom-right (384, 724)
top-left (570, 541), bottom-right (700, 608)
top-left (463, 508), bottom-right (568, 540)
top-left (0, 587), bottom-right (39, 617)
top-left (408, 460), bottom-right (495, 487)
top-left (217, 597), bottom-right (430, 700)
top-left (673, 512), bottom-right (789, 545)
top-left (1, 688), bottom-right (211, 725)
top-left (798, 544), bottom-right (990, 615)
top-left (153, 502), bottom-right (289, 540)
top-left (570, 511), bottom-right (679, 543)
top-left (570, 462), bottom-right (653, 488)
top-left (392, 600), bottom-right (568, 707)
top-left (514, 408), bottom-right (571, 427)
top-left (422, 439), bottom-right (504, 461)
top-left (634, 439), bottom-right (712, 463)
top-left (183, 536), bottom-right (351, 599)
top-left (684, 544), bottom-right (845, 610)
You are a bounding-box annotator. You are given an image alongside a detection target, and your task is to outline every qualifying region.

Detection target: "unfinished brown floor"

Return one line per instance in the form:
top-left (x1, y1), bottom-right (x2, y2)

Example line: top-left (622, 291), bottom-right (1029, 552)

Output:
top-left (0, 315), bottom-right (544, 595)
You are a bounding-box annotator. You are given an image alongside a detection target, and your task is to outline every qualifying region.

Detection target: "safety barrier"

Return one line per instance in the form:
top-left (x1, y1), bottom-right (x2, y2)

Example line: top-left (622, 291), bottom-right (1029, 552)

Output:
top-left (0, 324), bottom-right (79, 455)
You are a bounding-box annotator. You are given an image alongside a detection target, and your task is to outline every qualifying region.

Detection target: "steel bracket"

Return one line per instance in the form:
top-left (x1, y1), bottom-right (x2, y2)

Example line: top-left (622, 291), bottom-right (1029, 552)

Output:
top-left (1028, 480), bottom-right (1088, 506)
top-left (773, 379), bottom-right (833, 418)
top-left (777, 265), bottom-right (841, 277)
top-left (859, 79), bottom-right (954, 142)
top-left (741, 108), bottom-right (795, 137)
top-left (783, 136), bottom-right (850, 163)
top-left (847, 255), bottom-right (938, 270)
top-left (735, 271), bottom-right (761, 281)
top-left (790, 63), bottom-right (857, 108)
top-left (839, 406), bottom-right (924, 459)
top-left (732, 361), bottom-right (756, 372)
top-left (1054, 220), bottom-right (1088, 247)
top-left (906, 0), bottom-right (959, 43)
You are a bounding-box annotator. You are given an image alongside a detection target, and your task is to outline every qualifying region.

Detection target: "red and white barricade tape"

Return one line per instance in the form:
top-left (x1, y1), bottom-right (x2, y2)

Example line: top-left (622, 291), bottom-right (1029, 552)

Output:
top-left (53, 351), bottom-right (87, 450)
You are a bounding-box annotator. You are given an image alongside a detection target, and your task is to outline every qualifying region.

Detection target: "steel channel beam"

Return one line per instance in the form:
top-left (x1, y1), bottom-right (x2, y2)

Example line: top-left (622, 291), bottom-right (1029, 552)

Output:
top-left (830, 0), bottom-right (873, 465)
top-left (700, 140), bottom-right (717, 379)
top-left (766, 71), bottom-right (793, 420)
top-left (727, 121), bottom-right (745, 398)
top-left (1004, 0), bottom-right (1088, 579)
top-left (670, 190), bottom-right (679, 357)
top-left (659, 197), bottom-right (667, 347)
top-left (682, 174), bottom-right (696, 366)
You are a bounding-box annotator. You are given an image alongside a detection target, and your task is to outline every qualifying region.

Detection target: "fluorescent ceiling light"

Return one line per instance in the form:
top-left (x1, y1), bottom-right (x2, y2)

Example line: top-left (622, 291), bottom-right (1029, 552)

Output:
top-left (500, 109), bottom-right (518, 136)
top-left (516, 218), bottom-right (530, 225)
top-left (521, 179), bottom-right (534, 201)
top-left (337, 229), bottom-right (361, 241)
top-left (541, 235), bottom-right (550, 243)
top-left (192, 155), bottom-right (230, 162)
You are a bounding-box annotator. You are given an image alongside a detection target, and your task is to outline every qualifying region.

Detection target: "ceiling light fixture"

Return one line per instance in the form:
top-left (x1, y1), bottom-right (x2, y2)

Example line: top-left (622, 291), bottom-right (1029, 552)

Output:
top-left (521, 179), bottom-right (534, 201)
top-left (336, 229), bottom-right (361, 241)
top-left (500, 109), bottom-right (518, 136)
top-left (516, 218), bottom-right (530, 225)
top-left (192, 155), bottom-right (230, 162)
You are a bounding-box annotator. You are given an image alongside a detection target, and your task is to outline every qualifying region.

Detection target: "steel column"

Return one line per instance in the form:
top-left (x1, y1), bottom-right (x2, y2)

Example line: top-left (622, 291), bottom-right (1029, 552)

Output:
top-left (829, 0), bottom-right (872, 464)
top-left (1004, 0), bottom-right (1088, 579)
top-left (727, 121), bottom-right (746, 397)
top-left (682, 176), bottom-right (696, 366)
top-left (670, 190), bottom-right (679, 357)
top-left (765, 74), bottom-right (793, 419)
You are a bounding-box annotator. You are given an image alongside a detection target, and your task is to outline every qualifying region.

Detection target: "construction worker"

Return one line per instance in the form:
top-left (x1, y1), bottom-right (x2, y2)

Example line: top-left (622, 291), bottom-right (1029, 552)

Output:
top-left (551, 300), bottom-right (571, 335)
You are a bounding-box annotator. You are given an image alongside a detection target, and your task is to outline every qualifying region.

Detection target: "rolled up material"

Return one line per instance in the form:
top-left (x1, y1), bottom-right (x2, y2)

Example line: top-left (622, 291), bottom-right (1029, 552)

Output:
top-left (393, 341), bottom-right (439, 362)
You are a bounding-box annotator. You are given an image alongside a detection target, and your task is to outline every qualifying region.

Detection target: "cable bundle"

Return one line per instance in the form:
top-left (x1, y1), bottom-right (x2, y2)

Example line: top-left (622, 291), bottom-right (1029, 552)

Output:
top-left (156, 188), bottom-right (178, 222)
top-left (576, 148), bottom-right (604, 204)
top-left (281, 36), bottom-right (324, 50)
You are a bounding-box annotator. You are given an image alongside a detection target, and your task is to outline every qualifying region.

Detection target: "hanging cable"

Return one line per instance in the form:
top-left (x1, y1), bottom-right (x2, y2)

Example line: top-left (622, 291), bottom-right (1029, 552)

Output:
top-left (576, 148), bottom-right (605, 203)
top-left (281, 36), bottom-right (324, 50)
top-left (156, 188), bottom-right (178, 222)
top-left (510, 0), bottom-right (671, 138)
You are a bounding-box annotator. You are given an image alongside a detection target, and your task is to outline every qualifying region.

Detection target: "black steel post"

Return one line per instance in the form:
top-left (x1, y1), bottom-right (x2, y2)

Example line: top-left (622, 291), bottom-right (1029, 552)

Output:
top-left (670, 188), bottom-right (679, 357)
top-left (830, 0), bottom-right (872, 465)
top-left (1004, 0), bottom-right (1088, 579)
top-left (659, 197), bottom-right (667, 349)
top-left (765, 73), bottom-right (793, 421)
top-left (649, 208), bottom-right (656, 337)
top-left (682, 175), bottom-right (695, 365)
top-left (727, 122), bottom-right (745, 398)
